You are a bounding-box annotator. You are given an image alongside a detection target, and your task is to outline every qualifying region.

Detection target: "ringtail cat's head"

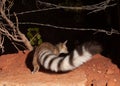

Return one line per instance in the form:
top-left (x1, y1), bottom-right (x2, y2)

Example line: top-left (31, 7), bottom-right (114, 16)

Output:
top-left (56, 40), bottom-right (68, 54)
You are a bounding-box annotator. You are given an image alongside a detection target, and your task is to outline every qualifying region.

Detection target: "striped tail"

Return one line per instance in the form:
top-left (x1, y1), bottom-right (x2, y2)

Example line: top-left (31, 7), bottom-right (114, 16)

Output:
top-left (38, 41), bottom-right (102, 72)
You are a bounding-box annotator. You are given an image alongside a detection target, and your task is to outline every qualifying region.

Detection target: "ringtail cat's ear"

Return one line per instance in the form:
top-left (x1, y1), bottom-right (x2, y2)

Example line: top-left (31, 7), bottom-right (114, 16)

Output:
top-left (63, 40), bottom-right (68, 45)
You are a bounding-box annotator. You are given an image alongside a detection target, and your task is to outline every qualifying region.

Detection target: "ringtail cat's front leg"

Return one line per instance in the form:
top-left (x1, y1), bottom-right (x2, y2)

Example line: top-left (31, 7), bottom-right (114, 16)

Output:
top-left (32, 56), bottom-right (40, 74)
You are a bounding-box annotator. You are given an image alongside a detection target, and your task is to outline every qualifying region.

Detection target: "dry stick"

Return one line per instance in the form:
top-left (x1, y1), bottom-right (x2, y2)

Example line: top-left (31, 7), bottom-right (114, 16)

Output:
top-left (6, 0), bottom-right (14, 19)
top-left (11, 42), bottom-right (20, 51)
top-left (0, 0), bottom-right (33, 51)
top-left (0, 33), bottom-right (4, 53)
top-left (13, 12), bottom-right (19, 32)
top-left (9, 12), bottom-right (21, 52)
top-left (0, 25), bottom-right (21, 52)
top-left (0, 24), bottom-right (33, 51)
top-left (13, 12), bottom-right (33, 51)
top-left (14, 42), bottom-right (27, 50)
top-left (0, 24), bottom-right (20, 52)
top-left (0, 23), bottom-right (23, 42)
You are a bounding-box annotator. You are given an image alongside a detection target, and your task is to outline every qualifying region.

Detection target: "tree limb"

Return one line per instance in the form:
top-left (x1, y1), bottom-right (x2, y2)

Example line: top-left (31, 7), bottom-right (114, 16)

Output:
top-left (0, 33), bottom-right (4, 53)
top-left (0, 0), bottom-right (33, 52)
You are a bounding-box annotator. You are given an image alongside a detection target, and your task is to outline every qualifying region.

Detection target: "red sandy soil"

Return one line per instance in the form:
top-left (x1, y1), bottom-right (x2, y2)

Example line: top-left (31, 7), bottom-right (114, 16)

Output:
top-left (0, 50), bottom-right (120, 86)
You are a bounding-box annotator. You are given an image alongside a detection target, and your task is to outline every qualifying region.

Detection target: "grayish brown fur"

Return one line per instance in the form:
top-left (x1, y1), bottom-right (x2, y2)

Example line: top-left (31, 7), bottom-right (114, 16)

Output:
top-left (32, 41), bottom-right (68, 74)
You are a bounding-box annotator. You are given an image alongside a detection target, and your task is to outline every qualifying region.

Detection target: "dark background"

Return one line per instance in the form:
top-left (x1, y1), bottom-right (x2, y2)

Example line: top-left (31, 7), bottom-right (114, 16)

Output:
top-left (2, 0), bottom-right (120, 67)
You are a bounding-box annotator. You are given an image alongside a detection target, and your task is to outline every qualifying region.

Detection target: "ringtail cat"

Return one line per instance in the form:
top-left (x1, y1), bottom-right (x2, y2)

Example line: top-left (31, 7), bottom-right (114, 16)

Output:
top-left (32, 40), bottom-right (68, 73)
top-left (33, 41), bottom-right (102, 73)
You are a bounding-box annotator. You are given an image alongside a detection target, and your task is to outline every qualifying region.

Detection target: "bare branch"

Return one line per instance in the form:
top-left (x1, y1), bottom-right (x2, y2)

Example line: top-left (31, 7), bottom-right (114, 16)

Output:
top-left (6, 0), bottom-right (14, 18)
top-left (14, 42), bottom-right (27, 50)
top-left (0, 23), bottom-right (23, 42)
top-left (0, 33), bottom-right (4, 53)
top-left (11, 42), bottom-right (20, 52)
top-left (0, 0), bottom-right (33, 52)
top-left (13, 12), bottom-right (19, 31)
top-left (0, 0), bottom-right (15, 29)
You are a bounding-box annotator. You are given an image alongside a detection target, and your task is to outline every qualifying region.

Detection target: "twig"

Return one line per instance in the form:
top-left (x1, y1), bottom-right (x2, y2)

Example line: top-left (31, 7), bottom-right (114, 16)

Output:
top-left (0, 0), bottom-right (33, 51)
top-left (0, 34), bottom-right (4, 53)
top-left (6, 0), bottom-right (14, 18)
top-left (13, 12), bottom-right (19, 34)
top-left (0, 26), bottom-right (23, 42)
top-left (11, 41), bottom-right (20, 52)
top-left (14, 42), bottom-right (27, 50)
top-left (0, 0), bottom-right (16, 29)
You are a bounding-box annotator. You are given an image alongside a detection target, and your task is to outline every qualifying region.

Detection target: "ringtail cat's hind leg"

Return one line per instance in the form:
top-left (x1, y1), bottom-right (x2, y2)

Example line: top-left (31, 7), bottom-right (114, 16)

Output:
top-left (32, 64), bottom-right (40, 74)
top-left (32, 56), bottom-right (40, 74)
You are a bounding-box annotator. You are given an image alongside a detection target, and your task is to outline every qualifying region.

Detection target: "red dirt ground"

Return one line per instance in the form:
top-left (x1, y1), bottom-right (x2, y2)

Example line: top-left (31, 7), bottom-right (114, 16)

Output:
top-left (0, 50), bottom-right (120, 86)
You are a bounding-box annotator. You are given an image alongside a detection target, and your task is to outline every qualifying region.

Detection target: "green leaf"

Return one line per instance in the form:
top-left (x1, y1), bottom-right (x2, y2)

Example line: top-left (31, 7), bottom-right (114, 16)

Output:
top-left (37, 34), bottom-right (41, 39)
top-left (27, 27), bottom-right (42, 46)
top-left (38, 39), bottom-right (42, 45)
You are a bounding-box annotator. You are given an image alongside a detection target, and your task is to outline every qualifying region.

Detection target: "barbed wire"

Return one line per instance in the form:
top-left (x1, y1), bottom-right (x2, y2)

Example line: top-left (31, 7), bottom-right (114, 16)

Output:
top-left (18, 22), bottom-right (120, 35)
top-left (1, 0), bottom-right (118, 35)
top-left (36, 0), bottom-right (116, 10)
top-left (0, 0), bottom-right (116, 17)
top-left (36, 0), bottom-right (116, 14)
